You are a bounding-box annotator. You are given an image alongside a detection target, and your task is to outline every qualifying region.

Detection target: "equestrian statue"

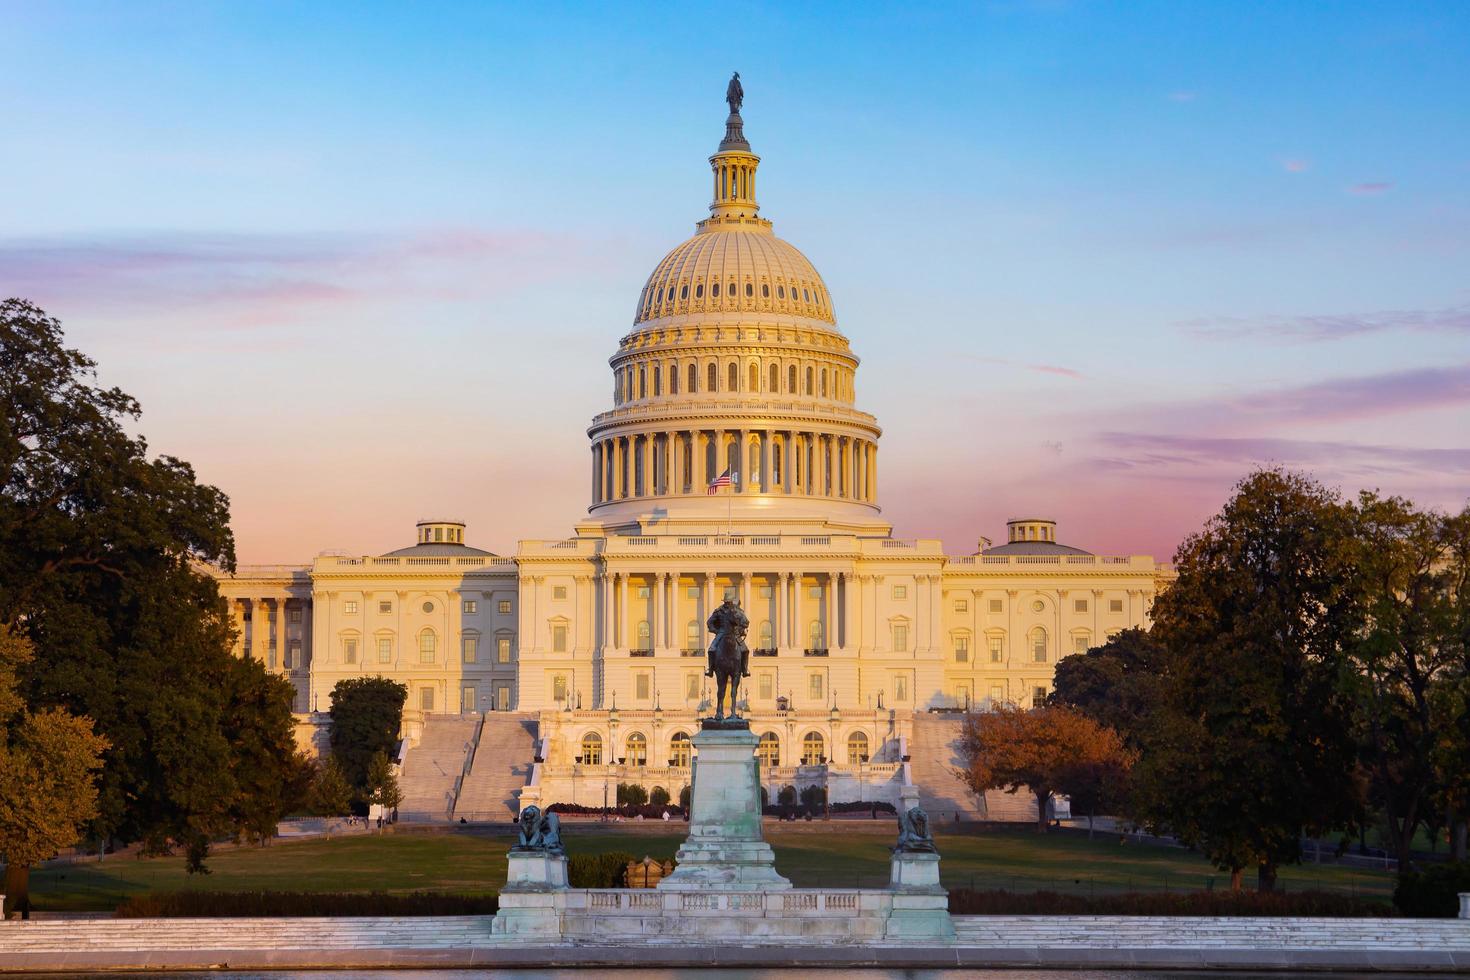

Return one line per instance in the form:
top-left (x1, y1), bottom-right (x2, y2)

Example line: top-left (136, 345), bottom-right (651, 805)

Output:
top-left (705, 596), bottom-right (750, 722)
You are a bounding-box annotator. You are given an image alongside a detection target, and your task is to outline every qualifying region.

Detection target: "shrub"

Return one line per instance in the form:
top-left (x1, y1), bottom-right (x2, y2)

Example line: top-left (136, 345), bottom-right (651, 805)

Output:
top-left (649, 786), bottom-right (671, 808)
top-left (799, 785), bottom-right (827, 810)
top-left (777, 784), bottom-right (797, 806)
top-left (946, 888), bottom-right (1388, 917)
top-left (830, 801), bottom-right (896, 815)
top-left (679, 785), bottom-right (691, 810)
top-left (547, 802), bottom-right (683, 820)
top-left (115, 891), bottom-right (497, 918)
top-left (1394, 862), bottom-right (1470, 918)
top-left (616, 783), bottom-right (649, 807)
top-left (567, 851), bottom-right (637, 888)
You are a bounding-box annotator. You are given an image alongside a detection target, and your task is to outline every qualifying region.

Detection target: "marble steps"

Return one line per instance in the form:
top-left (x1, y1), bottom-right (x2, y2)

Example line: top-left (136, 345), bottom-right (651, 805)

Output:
top-left (951, 915), bottom-right (1470, 948)
top-left (455, 713), bottom-right (537, 820)
top-left (908, 716), bottom-right (1038, 822)
top-left (398, 716), bottom-right (481, 821)
top-left (0, 917), bottom-right (492, 951)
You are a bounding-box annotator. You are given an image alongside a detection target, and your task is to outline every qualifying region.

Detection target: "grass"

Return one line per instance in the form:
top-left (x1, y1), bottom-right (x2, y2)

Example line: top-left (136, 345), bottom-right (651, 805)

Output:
top-left (31, 826), bottom-right (1395, 912)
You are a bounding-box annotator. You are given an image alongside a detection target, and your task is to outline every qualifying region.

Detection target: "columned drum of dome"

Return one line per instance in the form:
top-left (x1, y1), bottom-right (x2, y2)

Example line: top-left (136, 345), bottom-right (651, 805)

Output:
top-left (587, 87), bottom-right (883, 531)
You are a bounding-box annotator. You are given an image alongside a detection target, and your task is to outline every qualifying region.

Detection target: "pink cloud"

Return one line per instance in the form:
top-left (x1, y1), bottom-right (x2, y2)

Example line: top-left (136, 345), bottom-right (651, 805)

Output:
top-left (1179, 302), bottom-right (1470, 342)
top-left (1283, 158), bottom-right (1310, 173)
top-left (1350, 182), bottom-right (1393, 195)
top-left (1168, 91), bottom-right (1197, 102)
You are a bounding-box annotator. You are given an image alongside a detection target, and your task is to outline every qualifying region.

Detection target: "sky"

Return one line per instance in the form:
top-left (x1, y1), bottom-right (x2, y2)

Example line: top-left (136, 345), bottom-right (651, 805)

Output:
top-left (3, 0), bottom-right (1467, 565)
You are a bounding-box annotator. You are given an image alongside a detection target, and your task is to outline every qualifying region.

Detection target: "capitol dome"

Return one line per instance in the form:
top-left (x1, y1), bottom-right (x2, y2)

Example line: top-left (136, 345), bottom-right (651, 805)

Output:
top-left (584, 78), bottom-right (885, 535)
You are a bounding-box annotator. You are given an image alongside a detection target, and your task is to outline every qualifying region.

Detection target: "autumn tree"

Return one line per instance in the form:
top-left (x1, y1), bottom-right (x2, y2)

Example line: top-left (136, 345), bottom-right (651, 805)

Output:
top-left (1138, 469), bottom-right (1362, 891)
top-left (958, 704), bottom-right (1134, 832)
top-left (0, 626), bottom-right (108, 915)
top-left (0, 299), bottom-right (305, 871)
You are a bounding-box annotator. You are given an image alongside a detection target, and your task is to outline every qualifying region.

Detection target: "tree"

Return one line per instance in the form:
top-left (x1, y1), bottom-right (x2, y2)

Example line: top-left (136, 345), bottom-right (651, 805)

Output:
top-left (0, 627), bottom-right (108, 915)
top-left (308, 757), bottom-right (354, 816)
top-left (616, 783), bottom-right (648, 807)
top-left (649, 785), bottom-right (671, 808)
top-left (1342, 492), bottom-right (1462, 870)
top-left (958, 704), bottom-right (1133, 833)
top-left (1, 300), bottom-right (301, 872)
top-left (221, 656), bottom-right (312, 843)
top-left (1432, 505), bottom-right (1470, 861)
top-left (1138, 469), bottom-right (1362, 891)
top-left (328, 677), bottom-right (406, 803)
top-left (365, 750), bottom-right (402, 820)
top-left (1049, 627), bottom-right (1165, 749)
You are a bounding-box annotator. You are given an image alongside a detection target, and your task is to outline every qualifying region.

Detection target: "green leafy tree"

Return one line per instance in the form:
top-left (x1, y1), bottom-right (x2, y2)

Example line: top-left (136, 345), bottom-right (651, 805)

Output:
top-left (0, 300), bottom-right (301, 872)
top-left (1431, 505), bottom-right (1470, 861)
top-left (1138, 469), bottom-right (1362, 891)
top-left (1049, 627), bottom-right (1165, 749)
top-left (327, 677), bottom-right (406, 802)
top-left (649, 785), bottom-right (671, 808)
top-left (308, 757), bottom-right (354, 817)
top-left (0, 627), bottom-right (109, 915)
top-left (365, 750), bottom-right (402, 818)
top-left (221, 656), bottom-right (311, 843)
top-left (617, 782), bottom-right (648, 807)
top-left (959, 704), bottom-right (1133, 832)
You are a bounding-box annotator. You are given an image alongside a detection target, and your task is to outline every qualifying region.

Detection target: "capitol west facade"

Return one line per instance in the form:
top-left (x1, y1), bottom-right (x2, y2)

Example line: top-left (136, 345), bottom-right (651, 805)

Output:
top-left (217, 92), bottom-right (1171, 809)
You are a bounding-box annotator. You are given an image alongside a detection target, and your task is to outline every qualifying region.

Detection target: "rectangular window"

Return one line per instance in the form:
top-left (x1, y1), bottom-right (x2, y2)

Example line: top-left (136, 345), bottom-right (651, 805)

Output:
top-left (1109, 598), bottom-right (1124, 613)
top-left (686, 586), bottom-right (699, 599)
top-left (462, 637), bottom-right (478, 663)
top-left (289, 609), bottom-right (303, 623)
top-left (378, 637), bottom-right (392, 663)
top-left (687, 673), bottom-right (701, 700)
top-left (553, 586), bottom-right (567, 600)
top-left (759, 585), bottom-right (773, 599)
top-left (990, 684), bottom-right (1004, 703)
top-left (954, 636), bottom-right (969, 663)
top-left (420, 687), bottom-right (435, 712)
top-left (808, 673), bottom-right (824, 701)
top-left (892, 585), bottom-right (907, 600)
top-left (420, 632), bottom-right (435, 664)
top-left (343, 638), bottom-right (357, 664)
top-left (1073, 598), bottom-right (1088, 613)
top-left (344, 600), bottom-right (359, 615)
top-left (497, 638), bottom-right (512, 663)
top-left (637, 585), bottom-right (650, 599)
top-left (808, 585), bottom-right (822, 599)
top-left (892, 624), bottom-right (909, 651)
top-left (499, 600), bottom-right (513, 615)
top-left (463, 600), bottom-right (477, 614)
top-left (759, 673), bottom-right (773, 699)
top-left (1073, 634), bottom-right (1090, 654)
top-left (988, 599), bottom-right (1003, 613)
top-left (988, 636), bottom-right (1004, 663)
top-left (724, 586), bottom-right (738, 601)
top-left (1033, 686), bottom-right (1047, 706)
top-left (495, 684), bottom-right (511, 711)
top-left (378, 600), bottom-right (392, 614)
top-left (636, 673), bottom-right (650, 700)
top-left (894, 674), bottom-right (908, 702)
top-left (552, 625), bottom-right (567, 653)
top-left (552, 675), bottom-right (567, 702)
top-left (954, 598), bottom-right (968, 614)
top-left (462, 686), bottom-right (476, 712)
top-left (286, 641), bottom-right (300, 669)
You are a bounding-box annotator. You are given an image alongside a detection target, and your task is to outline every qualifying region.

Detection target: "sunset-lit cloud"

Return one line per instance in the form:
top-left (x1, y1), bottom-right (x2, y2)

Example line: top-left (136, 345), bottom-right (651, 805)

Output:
top-left (1282, 158), bottom-right (1310, 173)
top-left (1180, 303), bottom-right (1470, 342)
top-left (1350, 182), bottom-right (1394, 195)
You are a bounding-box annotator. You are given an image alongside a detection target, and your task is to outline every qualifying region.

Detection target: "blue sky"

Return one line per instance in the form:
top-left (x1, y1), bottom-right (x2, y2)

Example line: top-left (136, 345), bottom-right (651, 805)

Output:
top-left (3, 1), bottom-right (1467, 562)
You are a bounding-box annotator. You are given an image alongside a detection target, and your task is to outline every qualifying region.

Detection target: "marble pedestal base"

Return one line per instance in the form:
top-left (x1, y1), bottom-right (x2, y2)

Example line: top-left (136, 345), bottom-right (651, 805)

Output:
top-left (492, 852), bottom-right (568, 938)
top-left (659, 724), bottom-right (791, 892)
top-left (885, 851), bottom-right (955, 940)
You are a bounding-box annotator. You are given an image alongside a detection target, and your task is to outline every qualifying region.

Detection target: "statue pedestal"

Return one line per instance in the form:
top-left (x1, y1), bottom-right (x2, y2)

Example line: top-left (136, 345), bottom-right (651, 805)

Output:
top-left (885, 851), bottom-right (955, 940)
top-left (659, 723), bottom-right (791, 891)
top-left (504, 851), bottom-right (568, 891)
top-left (491, 851), bottom-right (568, 938)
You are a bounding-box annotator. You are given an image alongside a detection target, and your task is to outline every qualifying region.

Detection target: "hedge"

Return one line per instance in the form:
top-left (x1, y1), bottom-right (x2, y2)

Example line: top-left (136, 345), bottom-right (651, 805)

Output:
top-left (115, 891), bottom-right (498, 918)
top-left (1394, 862), bottom-right (1470, 918)
top-left (947, 888), bottom-right (1388, 917)
top-left (567, 851), bottom-right (637, 888)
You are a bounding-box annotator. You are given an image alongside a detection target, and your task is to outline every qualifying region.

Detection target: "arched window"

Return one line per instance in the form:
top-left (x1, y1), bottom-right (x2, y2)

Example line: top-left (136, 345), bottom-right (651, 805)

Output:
top-left (636, 620), bottom-right (651, 651)
top-left (653, 365), bottom-right (661, 396)
top-left (728, 362), bottom-right (739, 391)
top-left (638, 367), bottom-right (646, 399)
top-left (670, 363), bottom-right (679, 394)
top-left (688, 363), bottom-right (698, 393)
top-left (679, 284), bottom-right (688, 300)
top-left (777, 284), bottom-right (785, 299)
top-left (685, 619), bottom-right (701, 652)
top-left (712, 282), bottom-right (721, 297)
top-left (745, 282), bottom-right (753, 297)
top-left (728, 280), bottom-right (735, 297)
top-left (749, 442), bottom-right (761, 485)
top-left (757, 731), bottom-right (780, 767)
top-left (1031, 627), bottom-right (1048, 663)
top-left (847, 731), bottom-right (870, 764)
top-left (418, 629), bottom-right (436, 664)
top-left (803, 288), bottom-right (811, 302)
top-left (669, 732), bottom-right (691, 767)
top-left (762, 283), bottom-right (770, 298)
top-left (666, 286), bottom-right (674, 301)
top-left (788, 365), bottom-right (797, 393)
top-left (769, 363), bottom-right (778, 392)
top-left (773, 442), bottom-right (783, 485)
top-left (695, 282), bottom-right (704, 298)
top-left (708, 363), bottom-right (718, 391)
top-left (808, 619), bottom-right (825, 650)
top-left (802, 731), bottom-right (826, 766)
top-left (805, 367), bottom-right (814, 395)
top-left (758, 620), bottom-right (774, 649)
top-left (820, 368), bottom-right (827, 397)
top-left (626, 732), bottom-right (647, 766)
top-left (581, 731), bottom-right (603, 765)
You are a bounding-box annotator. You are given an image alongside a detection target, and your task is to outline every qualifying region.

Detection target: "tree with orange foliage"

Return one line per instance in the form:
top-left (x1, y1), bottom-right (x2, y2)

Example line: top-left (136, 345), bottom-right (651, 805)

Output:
top-left (957, 704), bottom-right (1135, 833)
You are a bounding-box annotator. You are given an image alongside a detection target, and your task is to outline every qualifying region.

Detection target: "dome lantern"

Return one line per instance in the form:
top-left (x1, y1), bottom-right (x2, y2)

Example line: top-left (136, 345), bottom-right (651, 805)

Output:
top-left (705, 73), bottom-right (763, 226)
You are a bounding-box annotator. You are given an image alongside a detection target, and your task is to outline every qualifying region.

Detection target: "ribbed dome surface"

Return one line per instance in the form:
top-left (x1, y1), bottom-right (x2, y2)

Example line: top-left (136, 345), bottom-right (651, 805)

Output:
top-left (634, 228), bottom-right (836, 326)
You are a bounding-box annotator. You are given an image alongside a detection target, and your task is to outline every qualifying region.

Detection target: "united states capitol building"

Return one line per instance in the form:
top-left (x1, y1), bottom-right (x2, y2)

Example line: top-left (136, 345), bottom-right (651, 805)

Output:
top-left (217, 86), bottom-right (1172, 820)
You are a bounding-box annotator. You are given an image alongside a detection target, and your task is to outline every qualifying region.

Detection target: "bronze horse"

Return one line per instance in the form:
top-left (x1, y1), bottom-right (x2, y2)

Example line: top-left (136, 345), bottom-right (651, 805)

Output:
top-left (705, 597), bottom-right (750, 721)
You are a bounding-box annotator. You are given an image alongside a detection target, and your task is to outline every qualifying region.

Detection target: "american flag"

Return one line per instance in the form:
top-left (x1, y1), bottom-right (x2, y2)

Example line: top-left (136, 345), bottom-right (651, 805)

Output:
top-left (706, 469), bottom-right (735, 494)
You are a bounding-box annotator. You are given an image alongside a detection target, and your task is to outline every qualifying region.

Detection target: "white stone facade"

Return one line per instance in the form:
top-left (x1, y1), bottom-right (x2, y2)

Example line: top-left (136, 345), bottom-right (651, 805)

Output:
top-left (214, 98), bottom-right (1172, 785)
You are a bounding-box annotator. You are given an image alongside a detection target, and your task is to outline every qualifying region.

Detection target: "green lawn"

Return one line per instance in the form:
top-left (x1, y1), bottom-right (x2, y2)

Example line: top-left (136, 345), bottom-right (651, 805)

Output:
top-left (31, 826), bottom-right (1394, 912)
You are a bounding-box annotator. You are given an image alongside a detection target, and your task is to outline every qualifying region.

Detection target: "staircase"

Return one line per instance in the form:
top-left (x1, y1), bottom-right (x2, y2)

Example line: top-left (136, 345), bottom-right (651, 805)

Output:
top-left (397, 715), bottom-right (481, 821)
top-left (454, 713), bottom-right (537, 821)
top-left (906, 714), bottom-right (1037, 823)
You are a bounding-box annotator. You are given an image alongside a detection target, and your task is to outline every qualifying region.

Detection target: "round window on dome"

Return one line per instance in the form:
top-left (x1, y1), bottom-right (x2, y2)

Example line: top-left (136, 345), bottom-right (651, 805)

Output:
top-left (1032, 600), bottom-right (1045, 613)
top-left (424, 601), bottom-right (435, 614)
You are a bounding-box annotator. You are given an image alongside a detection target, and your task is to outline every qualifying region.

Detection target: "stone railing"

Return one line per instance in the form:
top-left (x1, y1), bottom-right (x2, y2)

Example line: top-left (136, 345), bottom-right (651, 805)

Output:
top-left (945, 554), bottom-right (1155, 569)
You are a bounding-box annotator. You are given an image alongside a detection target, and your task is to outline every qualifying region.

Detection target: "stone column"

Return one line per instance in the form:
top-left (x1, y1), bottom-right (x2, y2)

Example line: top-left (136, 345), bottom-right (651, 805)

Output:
top-left (741, 570), bottom-right (752, 613)
top-left (591, 443), bottom-right (600, 503)
top-left (739, 428), bottom-right (750, 491)
top-left (794, 574), bottom-right (805, 651)
top-left (843, 572), bottom-right (857, 652)
top-left (825, 576), bottom-right (836, 652)
top-left (653, 571), bottom-right (664, 651)
top-left (601, 572), bottom-right (614, 651)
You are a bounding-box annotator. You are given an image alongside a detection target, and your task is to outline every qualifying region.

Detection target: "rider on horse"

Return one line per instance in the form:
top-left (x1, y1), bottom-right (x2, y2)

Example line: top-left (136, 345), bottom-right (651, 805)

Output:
top-left (705, 597), bottom-right (750, 720)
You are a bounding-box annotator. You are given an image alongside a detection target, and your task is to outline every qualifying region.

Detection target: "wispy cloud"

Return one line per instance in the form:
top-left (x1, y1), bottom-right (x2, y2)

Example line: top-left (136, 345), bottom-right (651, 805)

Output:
top-left (1282, 158), bottom-right (1310, 173)
top-left (1090, 432), bottom-right (1470, 478)
top-left (1179, 303), bottom-right (1470, 342)
top-left (1350, 181), bottom-right (1393, 195)
top-left (963, 354), bottom-right (1086, 379)
top-left (1168, 90), bottom-right (1197, 103)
